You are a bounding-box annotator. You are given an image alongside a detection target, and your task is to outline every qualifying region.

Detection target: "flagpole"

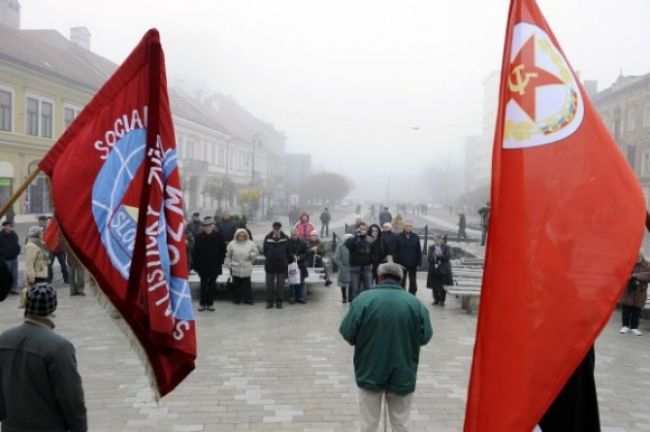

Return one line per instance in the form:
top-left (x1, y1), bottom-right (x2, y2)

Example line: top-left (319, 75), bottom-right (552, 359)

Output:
top-left (0, 168), bottom-right (41, 220)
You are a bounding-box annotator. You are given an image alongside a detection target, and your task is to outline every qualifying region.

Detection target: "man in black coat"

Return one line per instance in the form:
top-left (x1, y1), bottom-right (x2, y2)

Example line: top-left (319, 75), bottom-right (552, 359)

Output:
top-left (191, 218), bottom-right (225, 311)
top-left (0, 221), bottom-right (20, 295)
top-left (263, 222), bottom-right (291, 309)
top-left (394, 221), bottom-right (422, 295)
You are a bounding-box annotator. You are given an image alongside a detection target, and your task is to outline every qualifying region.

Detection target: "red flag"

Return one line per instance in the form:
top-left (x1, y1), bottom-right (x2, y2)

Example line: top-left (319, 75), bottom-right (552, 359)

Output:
top-left (39, 29), bottom-right (196, 397)
top-left (464, 1), bottom-right (645, 430)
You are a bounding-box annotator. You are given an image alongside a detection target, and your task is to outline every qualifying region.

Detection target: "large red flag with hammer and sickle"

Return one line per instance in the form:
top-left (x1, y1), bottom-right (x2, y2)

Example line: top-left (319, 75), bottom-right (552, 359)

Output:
top-left (464, 0), bottom-right (646, 430)
top-left (39, 29), bottom-right (196, 397)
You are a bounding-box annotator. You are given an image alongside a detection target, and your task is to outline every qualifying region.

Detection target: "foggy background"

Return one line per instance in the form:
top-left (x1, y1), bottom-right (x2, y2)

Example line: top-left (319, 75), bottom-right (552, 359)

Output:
top-left (19, 0), bottom-right (650, 202)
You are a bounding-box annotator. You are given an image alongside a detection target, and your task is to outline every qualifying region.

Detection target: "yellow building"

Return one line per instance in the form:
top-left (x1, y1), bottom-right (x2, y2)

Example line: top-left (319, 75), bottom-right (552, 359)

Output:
top-left (0, 3), bottom-right (114, 215)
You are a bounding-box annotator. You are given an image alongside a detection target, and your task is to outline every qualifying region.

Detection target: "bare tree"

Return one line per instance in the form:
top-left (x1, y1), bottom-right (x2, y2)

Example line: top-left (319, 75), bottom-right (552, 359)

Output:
top-left (301, 171), bottom-right (352, 206)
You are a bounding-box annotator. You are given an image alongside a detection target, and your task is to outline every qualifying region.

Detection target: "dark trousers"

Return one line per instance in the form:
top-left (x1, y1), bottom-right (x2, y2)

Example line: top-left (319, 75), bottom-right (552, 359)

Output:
top-left (432, 281), bottom-right (447, 304)
top-left (401, 267), bottom-right (418, 294)
top-left (457, 228), bottom-right (467, 242)
top-left (321, 223), bottom-right (329, 237)
top-left (266, 272), bottom-right (285, 305)
top-left (622, 305), bottom-right (641, 329)
top-left (480, 228), bottom-right (487, 246)
top-left (199, 275), bottom-right (216, 306)
top-left (539, 347), bottom-right (600, 431)
top-left (232, 276), bottom-right (252, 303)
top-left (48, 251), bottom-right (69, 284)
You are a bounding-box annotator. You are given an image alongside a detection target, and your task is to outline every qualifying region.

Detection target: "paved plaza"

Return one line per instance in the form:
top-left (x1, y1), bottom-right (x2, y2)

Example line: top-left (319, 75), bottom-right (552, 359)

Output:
top-left (0, 273), bottom-right (649, 432)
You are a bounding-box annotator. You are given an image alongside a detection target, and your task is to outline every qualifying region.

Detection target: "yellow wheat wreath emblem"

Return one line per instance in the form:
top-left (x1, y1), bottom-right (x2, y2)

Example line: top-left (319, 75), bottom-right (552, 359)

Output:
top-left (504, 38), bottom-right (578, 142)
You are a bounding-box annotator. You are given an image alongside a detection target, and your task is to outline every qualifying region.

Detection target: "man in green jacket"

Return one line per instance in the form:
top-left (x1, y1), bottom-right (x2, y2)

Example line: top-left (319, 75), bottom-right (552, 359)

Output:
top-left (339, 262), bottom-right (432, 432)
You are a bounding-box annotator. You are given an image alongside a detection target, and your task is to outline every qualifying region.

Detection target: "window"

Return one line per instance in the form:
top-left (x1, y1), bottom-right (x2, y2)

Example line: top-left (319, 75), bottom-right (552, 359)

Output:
top-left (26, 95), bottom-right (55, 138)
top-left (26, 97), bottom-right (39, 136)
top-left (63, 104), bottom-right (82, 129)
top-left (627, 107), bottom-right (636, 132)
top-left (644, 104), bottom-right (650, 129)
top-left (0, 89), bottom-right (11, 132)
top-left (41, 101), bottom-right (52, 138)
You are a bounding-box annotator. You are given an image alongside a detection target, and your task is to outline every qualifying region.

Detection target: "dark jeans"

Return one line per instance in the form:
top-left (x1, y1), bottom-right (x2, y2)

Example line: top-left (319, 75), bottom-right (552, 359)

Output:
top-left (481, 227), bottom-right (487, 246)
top-left (5, 259), bottom-right (18, 294)
top-left (457, 228), bottom-right (467, 242)
top-left (432, 281), bottom-right (447, 304)
top-left (401, 267), bottom-right (418, 294)
top-left (350, 266), bottom-right (372, 301)
top-left (232, 276), bottom-right (252, 303)
top-left (622, 305), bottom-right (641, 329)
top-left (48, 251), bottom-right (69, 284)
top-left (199, 275), bottom-right (216, 306)
top-left (321, 223), bottom-right (329, 237)
top-left (266, 272), bottom-right (285, 304)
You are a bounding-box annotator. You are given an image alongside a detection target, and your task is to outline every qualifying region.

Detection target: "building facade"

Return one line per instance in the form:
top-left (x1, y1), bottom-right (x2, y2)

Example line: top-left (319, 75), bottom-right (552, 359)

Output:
top-left (593, 73), bottom-right (650, 199)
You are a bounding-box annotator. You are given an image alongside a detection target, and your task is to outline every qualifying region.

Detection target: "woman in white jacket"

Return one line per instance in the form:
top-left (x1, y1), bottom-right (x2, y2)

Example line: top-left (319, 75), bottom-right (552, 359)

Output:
top-left (225, 228), bottom-right (259, 305)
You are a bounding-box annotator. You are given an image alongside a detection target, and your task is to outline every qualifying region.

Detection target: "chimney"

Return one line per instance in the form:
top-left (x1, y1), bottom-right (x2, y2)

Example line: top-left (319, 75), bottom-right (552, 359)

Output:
top-left (0, 0), bottom-right (20, 29)
top-left (70, 26), bottom-right (91, 50)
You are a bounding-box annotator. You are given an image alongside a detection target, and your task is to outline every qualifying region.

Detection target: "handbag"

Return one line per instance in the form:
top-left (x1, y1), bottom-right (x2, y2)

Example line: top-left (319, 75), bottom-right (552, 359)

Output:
top-left (288, 261), bottom-right (301, 285)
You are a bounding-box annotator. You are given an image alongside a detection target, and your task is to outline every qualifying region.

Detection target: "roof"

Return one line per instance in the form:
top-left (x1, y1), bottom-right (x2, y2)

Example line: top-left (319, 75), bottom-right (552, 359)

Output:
top-left (169, 89), bottom-right (229, 135)
top-left (594, 73), bottom-right (650, 102)
top-left (0, 23), bottom-right (116, 90)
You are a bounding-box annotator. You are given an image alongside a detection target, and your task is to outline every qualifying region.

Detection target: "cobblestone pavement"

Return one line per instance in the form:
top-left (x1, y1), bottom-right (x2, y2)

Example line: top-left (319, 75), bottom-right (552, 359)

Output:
top-left (1, 275), bottom-right (649, 432)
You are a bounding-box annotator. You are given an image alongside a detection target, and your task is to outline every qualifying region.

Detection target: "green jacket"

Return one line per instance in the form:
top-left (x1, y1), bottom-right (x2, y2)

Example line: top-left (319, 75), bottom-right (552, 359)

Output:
top-left (339, 282), bottom-right (432, 395)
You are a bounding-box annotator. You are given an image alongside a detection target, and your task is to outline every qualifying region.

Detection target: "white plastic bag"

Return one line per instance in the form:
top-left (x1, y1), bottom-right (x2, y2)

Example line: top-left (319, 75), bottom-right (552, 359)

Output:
top-left (288, 261), bottom-right (301, 285)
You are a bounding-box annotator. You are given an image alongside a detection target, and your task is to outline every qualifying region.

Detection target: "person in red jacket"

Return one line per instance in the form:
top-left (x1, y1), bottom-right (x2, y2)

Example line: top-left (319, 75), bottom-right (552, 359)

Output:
top-left (295, 212), bottom-right (315, 241)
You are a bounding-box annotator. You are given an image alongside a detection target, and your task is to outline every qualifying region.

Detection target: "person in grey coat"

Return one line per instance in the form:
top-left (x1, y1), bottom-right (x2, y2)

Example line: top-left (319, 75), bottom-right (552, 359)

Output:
top-left (334, 234), bottom-right (354, 303)
top-left (0, 283), bottom-right (87, 431)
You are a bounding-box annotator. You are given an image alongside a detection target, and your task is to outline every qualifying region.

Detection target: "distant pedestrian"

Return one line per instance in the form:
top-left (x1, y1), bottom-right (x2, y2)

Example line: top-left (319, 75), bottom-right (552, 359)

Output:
top-left (478, 202), bottom-right (490, 246)
top-left (379, 207), bottom-right (393, 227)
top-left (620, 250), bottom-right (650, 336)
top-left (319, 207), bottom-right (332, 238)
top-left (394, 221), bottom-right (422, 295)
top-left (295, 212), bottom-right (315, 241)
top-left (345, 223), bottom-right (374, 300)
top-left (185, 212), bottom-right (203, 270)
top-left (25, 226), bottom-right (48, 287)
top-left (263, 222), bottom-right (291, 309)
top-left (217, 211), bottom-right (238, 244)
top-left (42, 217), bottom-right (69, 285)
top-left (288, 206), bottom-right (300, 226)
top-left (380, 225), bottom-right (395, 263)
top-left (457, 210), bottom-right (467, 242)
top-left (339, 262), bottom-right (432, 432)
top-left (0, 284), bottom-right (87, 431)
top-left (191, 218), bottom-right (225, 312)
top-left (334, 233), bottom-right (354, 303)
top-left (368, 224), bottom-right (383, 285)
top-left (288, 228), bottom-right (308, 304)
top-left (427, 235), bottom-right (452, 306)
top-left (0, 220), bottom-right (20, 295)
top-left (306, 231), bottom-right (332, 287)
top-left (224, 228), bottom-right (258, 305)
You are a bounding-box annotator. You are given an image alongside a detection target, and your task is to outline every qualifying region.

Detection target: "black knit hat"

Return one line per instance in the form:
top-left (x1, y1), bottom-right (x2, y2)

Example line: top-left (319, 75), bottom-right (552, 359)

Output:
top-left (24, 283), bottom-right (58, 317)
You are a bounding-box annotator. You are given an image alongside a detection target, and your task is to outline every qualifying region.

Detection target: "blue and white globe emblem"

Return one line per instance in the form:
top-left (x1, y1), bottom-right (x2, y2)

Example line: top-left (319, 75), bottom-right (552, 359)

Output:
top-left (91, 128), bottom-right (193, 321)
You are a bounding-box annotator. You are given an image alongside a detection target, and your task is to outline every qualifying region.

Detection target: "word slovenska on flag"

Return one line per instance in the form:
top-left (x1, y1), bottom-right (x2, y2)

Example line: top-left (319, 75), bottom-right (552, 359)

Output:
top-left (464, 0), bottom-right (645, 430)
top-left (39, 29), bottom-right (196, 397)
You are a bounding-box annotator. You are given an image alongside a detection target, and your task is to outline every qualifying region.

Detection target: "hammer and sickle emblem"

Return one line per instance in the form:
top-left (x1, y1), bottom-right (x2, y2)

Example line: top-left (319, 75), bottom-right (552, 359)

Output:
top-left (508, 64), bottom-right (538, 95)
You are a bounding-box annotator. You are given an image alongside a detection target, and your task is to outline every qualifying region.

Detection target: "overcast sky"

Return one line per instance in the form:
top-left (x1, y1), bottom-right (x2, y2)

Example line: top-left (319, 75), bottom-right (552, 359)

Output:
top-left (20, 0), bottom-right (650, 198)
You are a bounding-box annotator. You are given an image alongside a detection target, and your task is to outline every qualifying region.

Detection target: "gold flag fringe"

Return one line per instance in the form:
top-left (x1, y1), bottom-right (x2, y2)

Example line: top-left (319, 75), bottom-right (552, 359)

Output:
top-left (88, 276), bottom-right (161, 403)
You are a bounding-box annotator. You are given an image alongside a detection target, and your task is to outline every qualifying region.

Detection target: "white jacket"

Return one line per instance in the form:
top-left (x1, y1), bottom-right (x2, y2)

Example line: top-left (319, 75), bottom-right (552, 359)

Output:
top-left (224, 230), bottom-right (259, 278)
